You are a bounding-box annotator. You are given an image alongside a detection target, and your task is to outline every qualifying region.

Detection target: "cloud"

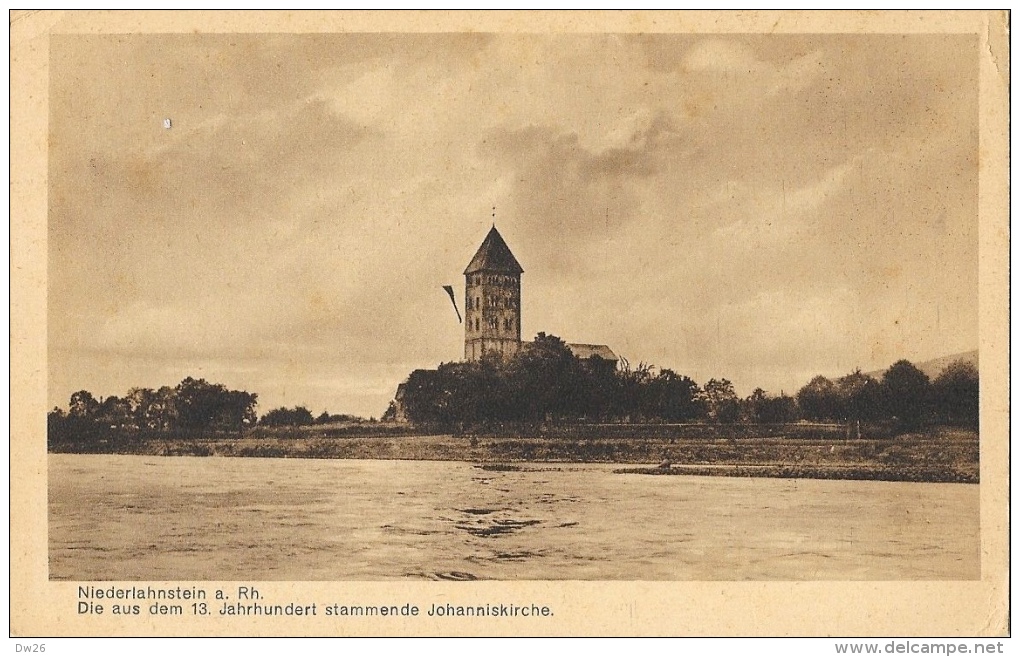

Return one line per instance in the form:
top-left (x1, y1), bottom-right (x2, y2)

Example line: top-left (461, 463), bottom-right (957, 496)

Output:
top-left (121, 98), bottom-right (371, 225)
top-left (47, 34), bottom-right (979, 417)
top-left (474, 112), bottom-right (689, 283)
top-left (708, 159), bottom-right (856, 248)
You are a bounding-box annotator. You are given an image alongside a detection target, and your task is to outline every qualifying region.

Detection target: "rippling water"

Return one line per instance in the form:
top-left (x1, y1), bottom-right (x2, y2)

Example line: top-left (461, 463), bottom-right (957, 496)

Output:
top-left (48, 454), bottom-right (979, 580)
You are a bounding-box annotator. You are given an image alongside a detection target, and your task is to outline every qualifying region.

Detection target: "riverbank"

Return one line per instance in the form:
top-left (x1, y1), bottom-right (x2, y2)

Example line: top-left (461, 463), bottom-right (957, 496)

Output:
top-left (613, 463), bottom-right (976, 484)
top-left (48, 426), bottom-right (979, 483)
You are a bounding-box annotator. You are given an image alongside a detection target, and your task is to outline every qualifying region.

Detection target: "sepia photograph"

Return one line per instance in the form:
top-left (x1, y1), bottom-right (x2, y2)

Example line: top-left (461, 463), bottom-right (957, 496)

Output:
top-left (12, 10), bottom-right (1009, 637)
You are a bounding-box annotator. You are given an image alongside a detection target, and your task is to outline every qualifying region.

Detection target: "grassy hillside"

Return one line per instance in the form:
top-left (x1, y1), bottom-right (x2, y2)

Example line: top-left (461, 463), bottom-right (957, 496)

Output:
top-left (867, 349), bottom-right (978, 380)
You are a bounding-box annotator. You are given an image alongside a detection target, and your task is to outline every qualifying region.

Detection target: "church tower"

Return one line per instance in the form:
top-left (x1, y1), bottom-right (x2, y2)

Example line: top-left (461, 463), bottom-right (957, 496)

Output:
top-left (464, 226), bottom-right (523, 361)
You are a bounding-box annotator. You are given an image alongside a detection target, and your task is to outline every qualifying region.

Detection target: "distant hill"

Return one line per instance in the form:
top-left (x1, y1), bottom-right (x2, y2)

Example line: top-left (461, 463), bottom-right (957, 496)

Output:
top-left (866, 349), bottom-right (978, 381)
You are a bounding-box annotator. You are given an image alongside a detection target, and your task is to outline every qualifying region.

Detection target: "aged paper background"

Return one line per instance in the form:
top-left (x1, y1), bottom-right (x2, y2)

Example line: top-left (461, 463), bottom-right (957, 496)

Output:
top-left (11, 10), bottom-right (1009, 637)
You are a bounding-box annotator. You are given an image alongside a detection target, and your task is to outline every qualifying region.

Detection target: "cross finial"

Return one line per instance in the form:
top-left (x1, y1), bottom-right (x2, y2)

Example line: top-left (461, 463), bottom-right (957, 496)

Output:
top-left (492, 206), bottom-right (496, 227)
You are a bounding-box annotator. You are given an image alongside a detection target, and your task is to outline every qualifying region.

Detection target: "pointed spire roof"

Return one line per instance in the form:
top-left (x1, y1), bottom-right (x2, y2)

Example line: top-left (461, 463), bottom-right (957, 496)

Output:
top-left (464, 226), bottom-right (524, 275)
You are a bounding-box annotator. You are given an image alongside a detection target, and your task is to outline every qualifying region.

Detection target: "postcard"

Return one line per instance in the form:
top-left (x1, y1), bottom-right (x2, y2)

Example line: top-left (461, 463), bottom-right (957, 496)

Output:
top-left (11, 10), bottom-right (1009, 637)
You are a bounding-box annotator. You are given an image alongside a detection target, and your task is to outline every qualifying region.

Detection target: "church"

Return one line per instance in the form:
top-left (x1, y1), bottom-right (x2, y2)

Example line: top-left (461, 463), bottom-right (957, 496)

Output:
top-left (461, 225), bottom-right (618, 367)
top-left (388, 226), bottom-right (618, 422)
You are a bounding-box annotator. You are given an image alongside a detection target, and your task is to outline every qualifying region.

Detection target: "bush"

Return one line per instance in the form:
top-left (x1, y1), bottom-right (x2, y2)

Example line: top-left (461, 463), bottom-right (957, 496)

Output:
top-left (260, 406), bottom-right (315, 427)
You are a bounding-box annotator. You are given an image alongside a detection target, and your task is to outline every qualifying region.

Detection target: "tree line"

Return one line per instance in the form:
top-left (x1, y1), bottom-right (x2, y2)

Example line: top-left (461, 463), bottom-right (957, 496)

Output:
top-left (47, 336), bottom-right (979, 446)
top-left (395, 333), bottom-right (978, 431)
top-left (48, 377), bottom-right (259, 446)
top-left (795, 359), bottom-right (978, 429)
top-left (48, 376), bottom-right (365, 446)
top-left (259, 407), bottom-right (364, 427)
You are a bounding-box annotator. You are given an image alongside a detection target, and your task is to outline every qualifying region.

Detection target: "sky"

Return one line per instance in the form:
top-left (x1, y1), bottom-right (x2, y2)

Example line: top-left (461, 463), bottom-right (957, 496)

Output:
top-left (48, 33), bottom-right (979, 418)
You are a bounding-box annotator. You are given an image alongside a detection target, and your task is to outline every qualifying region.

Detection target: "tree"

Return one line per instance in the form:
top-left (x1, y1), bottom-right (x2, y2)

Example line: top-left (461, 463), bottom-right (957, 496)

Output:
top-left (125, 387), bottom-right (157, 429)
top-left (174, 377), bottom-right (222, 429)
top-left (745, 388), bottom-right (769, 423)
top-left (174, 377), bottom-right (257, 431)
top-left (881, 360), bottom-right (931, 430)
top-left (400, 366), bottom-right (462, 427)
top-left (47, 408), bottom-right (67, 448)
top-left (648, 369), bottom-right (704, 422)
top-left (747, 389), bottom-right (799, 423)
top-left (763, 394), bottom-right (798, 423)
top-left (218, 390), bottom-right (259, 429)
top-left (148, 386), bottom-right (179, 431)
top-left (96, 395), bottom-right (132, 428)
top-left (573, 355), bottom-right (620, 421)
top-left (68, 390), bottom-right (100, 419)
top-left (52, 396), bottom-right (103, 448)
top-left (797, 376), bottom-right (842, 421)
top-left (932, 360), bottom-right (979, 427)
top-left (508, 333), bottom-right (584, 421)
top-left (614, 362), bottom-right (655, 420)
top-left (837, 370), bottom-right (883, 423)
top-left (398, 333), bottom-right (622, 426)
top-left (703, 378), bottom-right (740, 423)
top-left (261, 406), bottom-right (314, 427)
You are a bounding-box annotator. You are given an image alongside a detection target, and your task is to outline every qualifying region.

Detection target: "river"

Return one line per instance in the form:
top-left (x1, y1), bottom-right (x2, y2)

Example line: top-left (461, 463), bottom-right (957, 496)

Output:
top-left (48, 454), bottom-right (979, 580)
